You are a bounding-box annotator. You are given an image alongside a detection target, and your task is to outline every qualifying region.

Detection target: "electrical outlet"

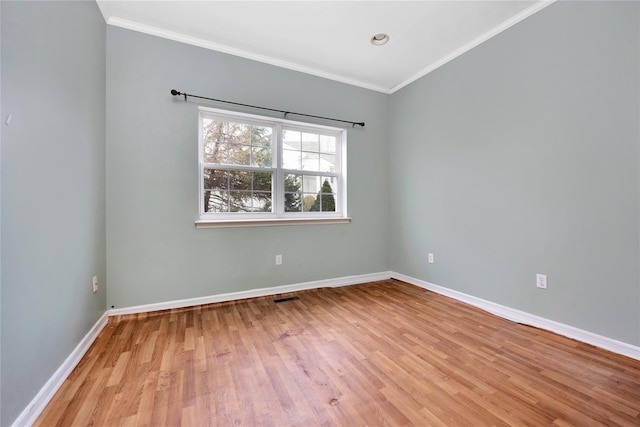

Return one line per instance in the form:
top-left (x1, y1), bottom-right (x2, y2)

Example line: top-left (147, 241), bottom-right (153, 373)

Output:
top-left (536, 274), bottom-right (547, 289)
top-left (275, 255), bottom-right (282, 265)
top-left (428, 253), bottom-right (434, 264)
top-left (92, 276), bottom-right (98, 293)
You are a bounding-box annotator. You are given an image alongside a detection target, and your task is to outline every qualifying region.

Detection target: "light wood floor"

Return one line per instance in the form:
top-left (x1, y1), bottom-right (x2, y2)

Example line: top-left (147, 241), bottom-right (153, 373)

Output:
top-left (35, 280), bottom-right (640, 426)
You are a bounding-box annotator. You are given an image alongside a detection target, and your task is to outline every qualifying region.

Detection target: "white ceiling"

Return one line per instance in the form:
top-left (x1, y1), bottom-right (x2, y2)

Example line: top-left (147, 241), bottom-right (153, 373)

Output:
top-left (96, 1), bottom-right (554, 94)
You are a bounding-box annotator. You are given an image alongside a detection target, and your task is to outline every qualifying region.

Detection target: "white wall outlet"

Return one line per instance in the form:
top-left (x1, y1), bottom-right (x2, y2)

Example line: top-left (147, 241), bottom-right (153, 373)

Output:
top-left (536, 274), bottom-right (547, 289)
top-left (275, 255), bottom-right (282, 265)
top-left (92, 276), bottom-right (99, 293)
top-left (428, 253), bottom-right (434, 264)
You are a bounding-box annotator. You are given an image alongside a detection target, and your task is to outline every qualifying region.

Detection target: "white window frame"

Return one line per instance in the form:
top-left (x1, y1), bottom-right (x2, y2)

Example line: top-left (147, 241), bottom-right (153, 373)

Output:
top-left (196, 107), bottom-right (350, 228)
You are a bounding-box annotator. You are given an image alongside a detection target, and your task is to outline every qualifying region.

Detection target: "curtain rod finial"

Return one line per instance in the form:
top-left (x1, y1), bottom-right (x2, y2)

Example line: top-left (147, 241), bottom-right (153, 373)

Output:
top-left (171, 89), bottom-right (187, 101)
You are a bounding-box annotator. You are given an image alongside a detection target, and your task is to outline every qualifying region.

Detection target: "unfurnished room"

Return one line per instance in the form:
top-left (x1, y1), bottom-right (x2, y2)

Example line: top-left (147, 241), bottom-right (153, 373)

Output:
top-left (1, 0), bottom-right (639, 426)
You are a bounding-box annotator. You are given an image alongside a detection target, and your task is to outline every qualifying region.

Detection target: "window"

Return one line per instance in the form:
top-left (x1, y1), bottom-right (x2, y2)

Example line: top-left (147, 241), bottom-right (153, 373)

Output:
top-left (198, 107), bottom-right (348, 226)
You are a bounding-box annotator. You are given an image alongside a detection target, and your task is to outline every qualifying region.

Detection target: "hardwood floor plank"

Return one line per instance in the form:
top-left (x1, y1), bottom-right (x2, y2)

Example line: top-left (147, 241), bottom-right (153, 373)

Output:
top-left (35, 280), bottom-right (640, 426)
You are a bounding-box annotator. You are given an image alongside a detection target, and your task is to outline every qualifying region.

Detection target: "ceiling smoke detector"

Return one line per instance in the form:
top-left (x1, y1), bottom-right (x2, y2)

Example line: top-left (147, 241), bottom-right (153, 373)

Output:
top-left (370, 33), bottom-right (390, 46)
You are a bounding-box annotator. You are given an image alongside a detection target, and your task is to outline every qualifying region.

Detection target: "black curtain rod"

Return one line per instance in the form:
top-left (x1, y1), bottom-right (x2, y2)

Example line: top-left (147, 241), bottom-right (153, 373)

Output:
top-left (170, 89), bottom-right (365, 128)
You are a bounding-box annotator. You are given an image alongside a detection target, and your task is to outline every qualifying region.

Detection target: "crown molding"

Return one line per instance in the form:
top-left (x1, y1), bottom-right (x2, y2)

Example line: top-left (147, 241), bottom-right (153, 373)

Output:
top-left (390, 0), bottom-right (557, 93)
top-left (106, 17), bottom-right (392, 94)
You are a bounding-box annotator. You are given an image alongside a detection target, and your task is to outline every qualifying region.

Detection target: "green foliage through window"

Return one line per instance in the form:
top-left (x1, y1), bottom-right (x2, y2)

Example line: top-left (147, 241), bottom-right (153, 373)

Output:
top-left (309, 180), bottom-right (336, 212)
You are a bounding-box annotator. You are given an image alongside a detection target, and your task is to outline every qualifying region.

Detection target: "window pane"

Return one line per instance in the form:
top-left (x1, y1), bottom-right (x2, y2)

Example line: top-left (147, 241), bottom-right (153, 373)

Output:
top-left (299, 177), bottom-right (337, 212)
top-left (301, 132), bottom-right (320, 152)
top-left (203, 170), bottom-right (273, 214)
top-left (284, 193), bottom-right (302, 212)
top-left (204, 190), bottom-right (229, 213)
top-left (285, 174), bottom-right (301, 192)
top-left (321, 176), bottom-right (337, 193)
top-left (227, 190), bottom-right (274, 213)
top-left (301, 152), bottom-right (320, 171)
top-left (302, 175), bottom-right (320, 193)
top-left (252, 146), bottom-right (272, 167)
top-left (203, 169), bottom-right (228, 190)
top-left (283, 149), bottom-right (301, 170)
top-left (229, 170), bottom-right (251, 190)
top-left (250, 194), bottom-right (272, 212)
top-left (203, 119), bottom-right (249, 145)
top-left (253, 172), bottom-right (272, 191)
top-left (227, 143), bottom-right (251, 166)
top-left (320, 135), bottom-right (336, 154)
top-left (320, 196), bottom-right (336, 211)
top-left (284, 174), bottom-right (302, 212)
top-left (252, 126), bottom-right (272, 147)
top-left (319, 153), bottom-right (336, 172)
top-left (203, 141), bottom-right (228, 163)
top-left (282, 130), bottom-right (328, 172)
top-left (319, 177), bottom-right (337, 212)
top-left (229, 191), bottom-right (251, 212)
top-left (302, 194), bottom-right (317, 212)
top-left (204, 120), bottom-right (273, 167)
top-left (226, 122), bottom-right (250, 144)
top-left (283, 130), bottom-right (302, 150)
top-left (202, 118), bottom-right (224, 144)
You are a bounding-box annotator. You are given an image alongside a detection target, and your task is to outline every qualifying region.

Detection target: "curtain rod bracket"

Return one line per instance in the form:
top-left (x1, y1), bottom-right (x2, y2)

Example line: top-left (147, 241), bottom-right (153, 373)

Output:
top-left (170, 89), bottom-right (364, 128)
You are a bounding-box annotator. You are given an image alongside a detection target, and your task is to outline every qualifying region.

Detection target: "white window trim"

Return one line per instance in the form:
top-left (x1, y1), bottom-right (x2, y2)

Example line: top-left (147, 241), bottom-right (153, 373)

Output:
top-left (197, 107), bottom-right (349, 227)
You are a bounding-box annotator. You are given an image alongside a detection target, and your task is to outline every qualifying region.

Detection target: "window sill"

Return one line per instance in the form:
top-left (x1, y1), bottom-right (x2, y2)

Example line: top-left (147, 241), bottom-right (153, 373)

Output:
top-left (195, 217), bottom-right (352, 229)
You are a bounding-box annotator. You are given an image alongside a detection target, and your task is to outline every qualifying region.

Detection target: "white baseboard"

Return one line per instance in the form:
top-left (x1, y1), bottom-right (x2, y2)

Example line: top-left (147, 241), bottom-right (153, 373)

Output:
top-left (392, 272), bottom-right (640, 361)
top-left (12, 312), bottom-right (109, 427)
top-left (109, 271), bottom-right (393, 316)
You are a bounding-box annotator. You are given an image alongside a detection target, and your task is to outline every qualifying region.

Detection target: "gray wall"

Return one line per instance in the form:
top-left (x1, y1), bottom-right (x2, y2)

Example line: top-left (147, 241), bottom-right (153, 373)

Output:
top-left (106, 27), bottom-right (390, 309)
top-left (389, 1), bottom-right (640, 346)
top-left (1, 2), bottom-right (106, 425)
